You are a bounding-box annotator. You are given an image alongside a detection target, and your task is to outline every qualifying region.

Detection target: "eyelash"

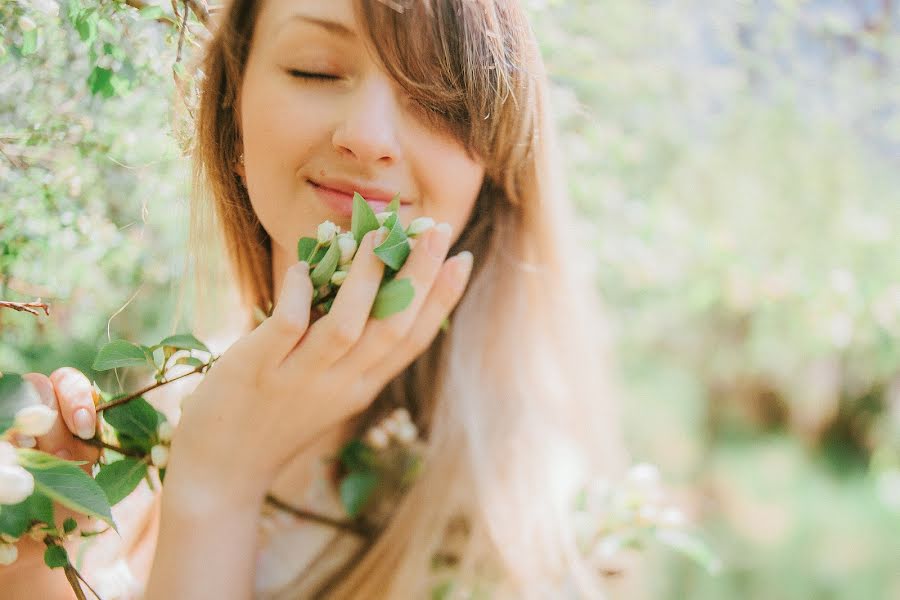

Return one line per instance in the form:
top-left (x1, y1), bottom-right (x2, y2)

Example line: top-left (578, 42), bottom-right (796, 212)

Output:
top-left (287, 69), bottom-right (339, 81)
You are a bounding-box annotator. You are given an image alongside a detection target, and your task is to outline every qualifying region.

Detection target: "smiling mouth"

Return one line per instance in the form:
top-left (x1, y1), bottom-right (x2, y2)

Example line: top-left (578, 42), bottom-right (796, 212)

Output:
top-left (308, 180), bottom-right (395, 217)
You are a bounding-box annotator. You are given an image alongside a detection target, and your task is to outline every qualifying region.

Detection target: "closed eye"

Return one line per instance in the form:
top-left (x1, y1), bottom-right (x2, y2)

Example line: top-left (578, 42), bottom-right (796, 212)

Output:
top-left (286, 69), bottom-right (339, 81)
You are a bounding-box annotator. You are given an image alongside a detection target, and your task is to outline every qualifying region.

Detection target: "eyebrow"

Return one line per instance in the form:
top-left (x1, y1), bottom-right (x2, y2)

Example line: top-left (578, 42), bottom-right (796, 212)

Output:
top-left (284, 14), bottom-right (356, 39)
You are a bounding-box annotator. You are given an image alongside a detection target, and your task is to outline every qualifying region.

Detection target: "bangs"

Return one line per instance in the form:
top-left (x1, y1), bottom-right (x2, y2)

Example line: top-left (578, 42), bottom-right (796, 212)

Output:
top-left (353, 0), bottom-right (534, 172)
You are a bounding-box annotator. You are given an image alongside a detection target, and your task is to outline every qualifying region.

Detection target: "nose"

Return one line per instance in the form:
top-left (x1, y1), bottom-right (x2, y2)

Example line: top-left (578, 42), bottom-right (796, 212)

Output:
top-left (331, 76), bottom-right (402, 165)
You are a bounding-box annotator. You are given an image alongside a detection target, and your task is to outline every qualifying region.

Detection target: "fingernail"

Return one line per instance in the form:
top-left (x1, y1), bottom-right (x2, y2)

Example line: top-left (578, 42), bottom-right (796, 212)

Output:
top-left (435, 222), bottom-right (452, 236)
top-left (73, 408), bottom-right (95, 440)
top-left (374, 226), bottom-right (388, 245)
top-left (297, 261), bottom-right (309, 273)
top-left (55, 449), bottom-right (72, 460)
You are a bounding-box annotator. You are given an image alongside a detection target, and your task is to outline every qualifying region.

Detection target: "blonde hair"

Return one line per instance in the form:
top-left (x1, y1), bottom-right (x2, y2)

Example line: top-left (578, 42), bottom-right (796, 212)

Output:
top-left (185, 0), bottom-right (626, 597)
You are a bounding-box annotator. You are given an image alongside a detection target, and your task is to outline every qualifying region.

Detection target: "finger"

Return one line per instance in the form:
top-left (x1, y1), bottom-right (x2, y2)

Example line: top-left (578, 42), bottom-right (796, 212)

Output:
top-left (288, 227), bottom-right (387, 369)
top-left (24, 372), bottom-right (100, 469)
top-left (49, 367), bottom-right (97, 441)
top-left (248, 260), bottom-right (315, 366)
top-left (337, 223), bottom-right (452, 375)
top-left (362, 251), bottom-right (473, 386)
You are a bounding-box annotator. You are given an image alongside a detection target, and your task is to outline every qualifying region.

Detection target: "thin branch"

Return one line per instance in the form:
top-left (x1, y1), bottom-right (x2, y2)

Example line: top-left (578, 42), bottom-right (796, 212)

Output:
top-left (0, 299), bottom-right (50, 316)
top-left (72, 565), bottom-right (105, 600)
top-left (80, 436), bottom-right (148, 459)
top-left (264, 493), bottom-right (373, 538)
top-left (175, 0), bottom-right (190, 65)
top-left (94, 364), bottom-right (206, 413)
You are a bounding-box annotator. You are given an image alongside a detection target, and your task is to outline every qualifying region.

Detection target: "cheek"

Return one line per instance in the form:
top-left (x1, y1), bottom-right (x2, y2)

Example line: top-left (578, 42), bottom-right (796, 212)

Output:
top-left (420, 149), bottom-right (485, 237)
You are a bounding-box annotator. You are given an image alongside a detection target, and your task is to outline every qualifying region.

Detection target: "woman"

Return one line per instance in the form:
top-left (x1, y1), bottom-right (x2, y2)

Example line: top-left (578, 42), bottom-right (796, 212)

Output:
top-left (7, 0), bottom-right (625, 597)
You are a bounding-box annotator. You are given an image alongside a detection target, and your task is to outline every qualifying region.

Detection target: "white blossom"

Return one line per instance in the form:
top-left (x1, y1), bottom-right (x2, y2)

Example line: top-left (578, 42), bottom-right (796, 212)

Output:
top-left (626, 462), bottom-right (661, 490)
top-left (0, 441), bottom-right (16, 467)
top-left (365, 426), bottom-right (389, 450)
top-left (157, 421), bottom-right (174, 443)
top-left (18, 16), bottom-right (37, 31)
top-left (337, 233), bottom-right (357, 265)
top-left (395, 421), bottom-right (418, 444)
top-left (407, 217), bottom-right (435, 236)
top-left (330, 270), bottom-right (348, 286)
top-left (0, 543), bottom-right (18, 566)
top-left (14, 404), bottom-right (58, 437)
top-left (0, 465), bottom-right (35, 505)
top-left (150, 444), bottom-right (169, 468)
top-left (317, 221), bottom-right (337, 244)
top-left (29, 0), bottom-right (59, 17)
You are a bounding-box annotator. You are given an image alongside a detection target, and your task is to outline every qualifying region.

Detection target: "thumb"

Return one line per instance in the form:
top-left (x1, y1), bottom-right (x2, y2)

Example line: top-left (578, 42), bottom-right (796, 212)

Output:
top-left (250, 261), bottom-right (314, 364)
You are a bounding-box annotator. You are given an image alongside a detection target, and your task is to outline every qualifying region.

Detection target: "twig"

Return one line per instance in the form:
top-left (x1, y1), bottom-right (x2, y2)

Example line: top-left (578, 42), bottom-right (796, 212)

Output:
top-left (264, 493), bottom-right (373, 538)
top-left (80, 436), bottom-right (148, 459)
top-left (72, 565), bottom-right (105, 600)
top-left (94, 365), bottom-right (206, 413)
top-left (175, 0), bottom-right (189, 65)
top-left (0, 299), bottom-right (50, 316)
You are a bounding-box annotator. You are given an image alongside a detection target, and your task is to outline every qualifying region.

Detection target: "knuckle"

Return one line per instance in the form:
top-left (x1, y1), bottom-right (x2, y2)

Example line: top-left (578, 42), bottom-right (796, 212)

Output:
top-left (331, 321), bottom-right (360, 347)
top-left (380, 322), bottom-right (406, 347)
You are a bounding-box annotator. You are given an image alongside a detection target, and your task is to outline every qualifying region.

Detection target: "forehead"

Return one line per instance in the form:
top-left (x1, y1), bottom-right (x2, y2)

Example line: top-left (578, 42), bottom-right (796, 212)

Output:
top-left (255, 0), bottom-right (357, 40)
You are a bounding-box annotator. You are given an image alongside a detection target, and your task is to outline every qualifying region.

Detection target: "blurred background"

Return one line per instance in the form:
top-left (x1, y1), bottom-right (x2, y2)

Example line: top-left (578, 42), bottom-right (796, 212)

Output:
top-left (1, 0), bottom-right (898, 598)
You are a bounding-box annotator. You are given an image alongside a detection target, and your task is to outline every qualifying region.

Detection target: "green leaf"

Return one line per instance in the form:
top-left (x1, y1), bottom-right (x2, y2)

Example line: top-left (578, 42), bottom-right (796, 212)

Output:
top-left (44, 544), bottom-right (69, 568)
top-left (386, 193), bottom-right (401, 213)
top-left (87, 66), bottom-right (115, 98)
top-left (157, 333), bottom-right (209, 353)
top-left (63, 517), bottom-right (78, 534)
top-left (351, 192), bottom-right (381, 244)
top-left (373, 218), bottom-right (411, 271)
top-left (310, 237), bottom-right (342, 288)
top-left (175, 356), bottom-right (205, 369)
top-left (138, 5), bottom-right (164, 19)
top-left (655, 530), bottom-right (722, 574)
top-left (0, 373), bottom-right (41, 435)
top-left (75, 9), bottom-right (97, 44)
top-left (297, 237), bottom-right (318, 262)
top-left (95, 458), bottom-right (148, 505)
top-left (371, 278), bottom-right (415, 319)
top-left (103, 397), bottom-right (161, 441)
top-left (24, 462), bottom-right (115, 530)
top-left (93, 340), bottom-right (153, 371)
top-left (16, 449), bottom-right (87, 470)
top-left (20, 29), bottom-right (38, 55)
top-left (339, 439), bottom-right (377, 472)
top-left (0, 492), bottom-right (54, 538)
top-left (339, 471), bottom-right (378, 519)
top-left (382, 211), bottom-right (399, 230)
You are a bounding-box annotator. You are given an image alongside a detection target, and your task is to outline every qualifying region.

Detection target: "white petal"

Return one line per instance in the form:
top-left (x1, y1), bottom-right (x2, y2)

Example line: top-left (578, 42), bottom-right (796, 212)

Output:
top-left (0, 543), bottom-right (18, 566)
top-left (0, 465), bottom-right (35, 505)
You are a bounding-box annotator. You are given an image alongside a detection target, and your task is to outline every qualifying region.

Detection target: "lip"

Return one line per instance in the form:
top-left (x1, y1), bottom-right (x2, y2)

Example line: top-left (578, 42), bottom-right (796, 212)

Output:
top-left (308, 178), bottom-right (408, 218)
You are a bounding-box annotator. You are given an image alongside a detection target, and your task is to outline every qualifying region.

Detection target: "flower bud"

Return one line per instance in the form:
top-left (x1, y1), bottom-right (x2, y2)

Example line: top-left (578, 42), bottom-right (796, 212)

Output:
top-left (382, 416), bottom-right (401, 436)
top-left (365, 426), bottom-right (389, 450)
top-left (390, 408), bottom-right (411, 423)
top-left (18, 16), bottom-right (36, 32)
top-left (337, 233), bottom-right (357, 265)
top-left (395, 421), bottom-right (418, 444)
top-left (31, 0), bottom-right (60, 17)
top-left (626, 462), bottom-right (660, 490)
top-left (407, 217), bottom-right (435, 237)
top-left (0, 441), bottom-right (16, 467)
top-left (157, 421), bottom-right (174, 443)
top-left (375, 212), bottom-right (392, 226)
top-left (317, 221), bottom-right (337, 244)
top-left (0, 465), bottom-right (35, 505)
top-left (658, 507), bottom-right (686, 528)
top-left (0, 543), bottom-right (18, 566)
top-left (14, 404), bottom-right (58, 437)
top-left (150, 444), bottom-right (169, 468)
top-left (330, 270), bottom-right (348, 286)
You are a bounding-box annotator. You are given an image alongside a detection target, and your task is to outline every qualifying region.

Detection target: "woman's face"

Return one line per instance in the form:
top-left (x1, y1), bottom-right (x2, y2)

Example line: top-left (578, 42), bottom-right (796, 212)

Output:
top-left (238, 0), bottom-right (485, 279)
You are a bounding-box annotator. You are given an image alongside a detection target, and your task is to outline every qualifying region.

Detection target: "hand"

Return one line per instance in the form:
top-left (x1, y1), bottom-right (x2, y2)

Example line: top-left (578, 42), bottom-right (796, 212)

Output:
top-left (6, 370), bottom-right (101, 569)
top-left (168, 224), bottom-right (473, 501)
top-left (21, 368), bottom-right (101, 470)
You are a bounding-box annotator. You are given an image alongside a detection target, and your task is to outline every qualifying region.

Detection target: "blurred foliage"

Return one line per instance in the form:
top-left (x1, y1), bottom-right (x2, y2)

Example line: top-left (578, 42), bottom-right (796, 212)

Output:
top-left (1, 0), bottom-right (899, 598)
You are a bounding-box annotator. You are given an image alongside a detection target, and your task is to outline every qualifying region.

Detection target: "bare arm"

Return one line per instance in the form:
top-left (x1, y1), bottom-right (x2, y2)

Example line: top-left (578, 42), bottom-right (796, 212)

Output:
top-left (141, 448), bottom-right (266, 600)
